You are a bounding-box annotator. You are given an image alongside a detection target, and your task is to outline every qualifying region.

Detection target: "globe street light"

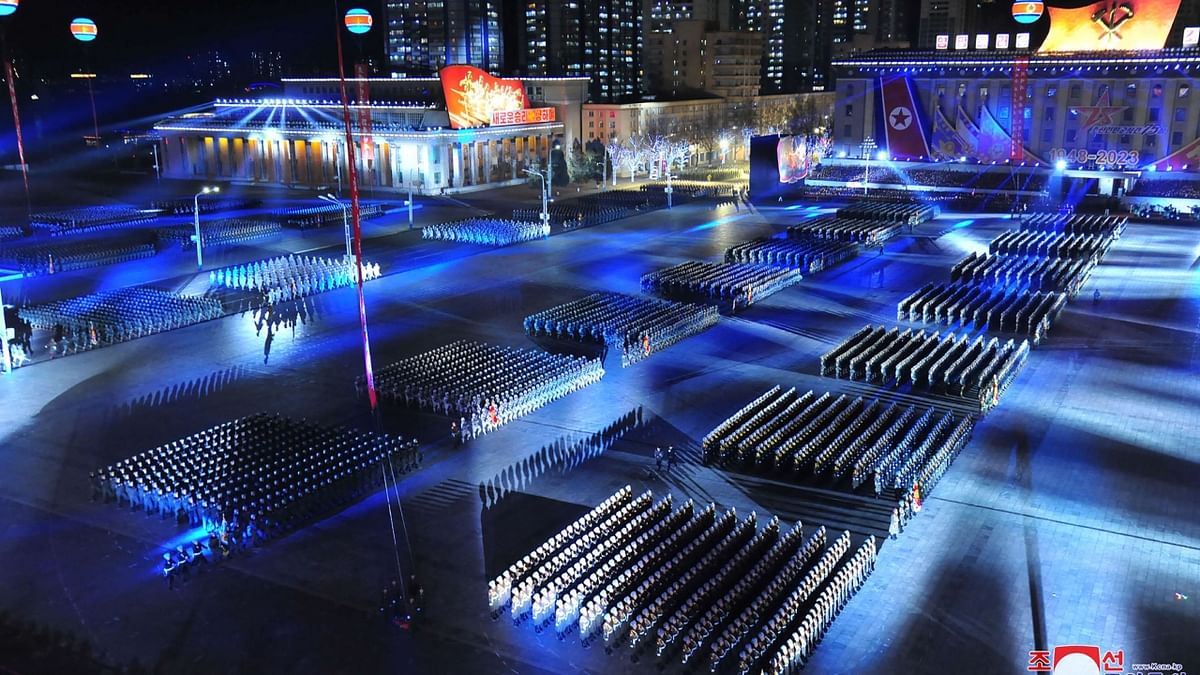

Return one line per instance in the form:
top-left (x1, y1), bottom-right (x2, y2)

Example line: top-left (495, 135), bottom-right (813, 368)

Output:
top-left (193, 186), bottom-right (219, 269)
top-left (318, 193), bottom-right (352, 257)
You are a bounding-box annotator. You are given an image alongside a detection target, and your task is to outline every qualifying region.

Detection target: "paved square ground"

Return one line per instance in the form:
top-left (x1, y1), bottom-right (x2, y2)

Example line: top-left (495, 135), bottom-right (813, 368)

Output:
top-left (1, 194), bottom-right (1197, 674)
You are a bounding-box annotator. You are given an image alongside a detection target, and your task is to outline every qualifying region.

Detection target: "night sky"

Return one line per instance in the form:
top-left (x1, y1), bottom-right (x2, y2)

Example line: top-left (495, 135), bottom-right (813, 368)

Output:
top-left (1, 0), bottom-right (389, 78)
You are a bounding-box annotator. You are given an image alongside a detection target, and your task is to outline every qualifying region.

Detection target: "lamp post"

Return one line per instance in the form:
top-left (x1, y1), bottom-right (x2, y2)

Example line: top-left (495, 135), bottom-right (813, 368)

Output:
top-left (665, 171), bottom-right (675, 209)
top-left (192, 186), bottom-right (219, 269)
top-left (859, 137), bottom-right (877, 196)
top-left (319, 193), bottom-right (352, 257)
top-left (0, 284), bottom-right (10, 374)
top-left (524, 169), bottom-right (550, 229)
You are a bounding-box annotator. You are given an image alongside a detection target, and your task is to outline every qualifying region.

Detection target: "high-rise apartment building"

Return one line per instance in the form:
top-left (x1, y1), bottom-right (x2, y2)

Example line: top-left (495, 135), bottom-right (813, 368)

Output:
top-left (385, 0), bottom-right (504, 75)
top-left (516, 0), bottom-right (643, 102)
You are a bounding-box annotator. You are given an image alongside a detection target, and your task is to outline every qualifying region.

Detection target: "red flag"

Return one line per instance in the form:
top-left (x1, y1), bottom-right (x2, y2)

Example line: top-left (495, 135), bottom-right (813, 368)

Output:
top-left (879, 76), bottom-right (930, 160)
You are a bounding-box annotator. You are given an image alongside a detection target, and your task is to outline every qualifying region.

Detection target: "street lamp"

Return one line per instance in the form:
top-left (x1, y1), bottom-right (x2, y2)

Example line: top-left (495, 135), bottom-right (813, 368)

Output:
top-left (524, 168), bottom-right (550, 230)
top-left (859, 137), bottom-right (877, 196)
top-left (192, 185), bottom-right (219, 269)
top-left (318, 193), bottom-right (352, 257)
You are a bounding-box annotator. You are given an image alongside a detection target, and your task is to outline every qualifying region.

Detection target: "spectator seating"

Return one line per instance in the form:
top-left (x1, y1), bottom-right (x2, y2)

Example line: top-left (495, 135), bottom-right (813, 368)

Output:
top-left (157, 219), bottom-right (282, 250)
top-left (270, 202), bottom-right (386, 229)
top-left (94, 413), bottom-right (420, 541)
top-left (18, 287), bottom-right (223, 353)
top-left (422, 217), bottom-right (549, 246)
top-left (1126, 178), bottom-right (1200, 199)
top-left (836, 202), bottom-right (938, 225)
top-left (787, 216), bottom-right (905, 245)
top-left (641, 261), bottom-right (802, 309)
top-left (820, 325), bottom-right (1029, 412)
top-left (0, 225), bottom-right (25, 242)
top-left (701, 385), bottom-right (976, 493)
top-left (725, 237), bottom-right (858, 274)
top-left (523, 291), bottom-right (718, 367)
top-left (490, 486), bottom-right (878, 672)
top-left (30, 206), bottom-right (155, 237)
top-left (365, 340), bottom-right (604, 438)
top-left (897, 282), bottom-right (1067, 343)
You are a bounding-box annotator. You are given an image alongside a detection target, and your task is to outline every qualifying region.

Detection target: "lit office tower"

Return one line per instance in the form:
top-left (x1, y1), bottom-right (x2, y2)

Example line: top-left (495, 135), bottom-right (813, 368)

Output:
top-left (385, 0), bottom-right (504, 74)
top-left (518, 0), bottom-right (642, 102)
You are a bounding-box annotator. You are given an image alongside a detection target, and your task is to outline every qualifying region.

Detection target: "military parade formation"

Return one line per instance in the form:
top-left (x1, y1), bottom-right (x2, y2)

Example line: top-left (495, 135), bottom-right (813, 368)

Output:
top-left (4, 177), bottom-right (1146, 675)
top-left (208, 253), bottom-right (381, 304)
top-left (366, 340), bottom-right (605, 439)
top-left (16, 287), bottom-right (224, 357)
top-left (421, 217), bottom-right (550, 246)
top-left (488, 486), bottom-right (878, 674)
top-left (523, 291), bottom-right (719, 366)
top-left (91, 413), bottom-right (421, 585)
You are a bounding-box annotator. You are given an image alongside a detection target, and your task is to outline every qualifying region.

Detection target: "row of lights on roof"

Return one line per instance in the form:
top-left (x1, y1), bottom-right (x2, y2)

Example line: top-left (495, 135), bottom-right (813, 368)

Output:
top-left (214, 98), bottom-right (431, 108)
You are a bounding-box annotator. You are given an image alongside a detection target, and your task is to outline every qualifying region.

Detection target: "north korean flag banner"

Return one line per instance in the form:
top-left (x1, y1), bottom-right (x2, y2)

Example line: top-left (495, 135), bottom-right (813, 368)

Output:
top-left (879, 76), bottom-right (930, 160)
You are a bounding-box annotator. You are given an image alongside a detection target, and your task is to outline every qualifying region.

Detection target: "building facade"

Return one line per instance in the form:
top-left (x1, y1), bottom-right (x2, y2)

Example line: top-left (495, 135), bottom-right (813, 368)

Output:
top-left (513, 0), bottom-right (642, 102)
top-left (831, 49), bottom-right (1200, 177)
top-left (385, 0), bottom-right (504, 75)
top-left (153, 75), bottom-right (589, 194)
top-left (645, 21), bottom-right (762, 99)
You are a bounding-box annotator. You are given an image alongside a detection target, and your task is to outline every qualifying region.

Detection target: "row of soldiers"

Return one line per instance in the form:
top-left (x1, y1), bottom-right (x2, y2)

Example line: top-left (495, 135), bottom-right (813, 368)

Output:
top-left (209, 254), bottom-right (382, 303)
top-left (422, 217), bottom-right (549, 247)
top-left (368, 340), bottom-right (605, 439)
top-left (94, 414), bottom-right (421, 546)
top-left (762, 537), bottom-right (877, 674)
top-left (523, 292), bottom-right (719, 367)
top-left (19, 287), bottom-right (223, 354)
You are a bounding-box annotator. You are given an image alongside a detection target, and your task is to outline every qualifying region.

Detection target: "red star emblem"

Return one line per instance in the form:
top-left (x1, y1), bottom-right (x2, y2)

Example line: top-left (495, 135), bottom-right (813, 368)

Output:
top-left (891, 109), bottom-right (910, 127)
top-left (1071, 90), bottom-right (1125, 130)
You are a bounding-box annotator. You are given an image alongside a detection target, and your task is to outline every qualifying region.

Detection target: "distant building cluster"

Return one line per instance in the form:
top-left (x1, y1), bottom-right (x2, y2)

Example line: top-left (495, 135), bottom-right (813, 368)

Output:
top-left (381, 0), bottom-right (912, 102)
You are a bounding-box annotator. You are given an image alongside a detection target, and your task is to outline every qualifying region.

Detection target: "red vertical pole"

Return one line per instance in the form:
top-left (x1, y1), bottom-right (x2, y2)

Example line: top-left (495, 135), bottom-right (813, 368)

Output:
top-left (335, 7), bottom-right (378, 411)
top-left (2, 36), bottom-right (31, 218)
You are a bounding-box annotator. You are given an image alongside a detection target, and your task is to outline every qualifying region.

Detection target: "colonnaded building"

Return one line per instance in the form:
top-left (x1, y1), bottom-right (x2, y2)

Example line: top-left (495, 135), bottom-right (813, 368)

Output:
top-left (153, 68), bottom-right (588, 194)
top-left (827, 0), bottom-right (1200, 200)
